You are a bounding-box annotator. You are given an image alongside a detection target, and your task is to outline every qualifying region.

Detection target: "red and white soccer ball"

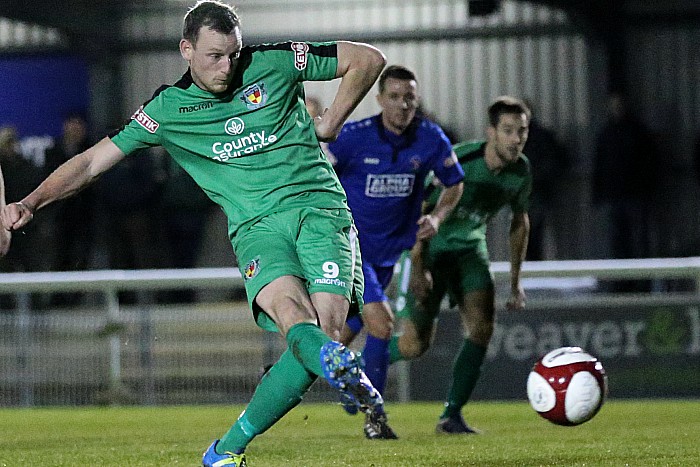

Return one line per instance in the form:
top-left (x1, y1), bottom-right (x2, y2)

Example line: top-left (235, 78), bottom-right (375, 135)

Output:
top-left (527, 347), bottom-right (608, 426)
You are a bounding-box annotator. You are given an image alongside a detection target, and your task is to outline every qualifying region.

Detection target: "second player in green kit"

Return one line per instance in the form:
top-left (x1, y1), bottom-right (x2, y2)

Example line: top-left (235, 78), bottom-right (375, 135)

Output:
top-left (392, 96), bottom-right (532, 435)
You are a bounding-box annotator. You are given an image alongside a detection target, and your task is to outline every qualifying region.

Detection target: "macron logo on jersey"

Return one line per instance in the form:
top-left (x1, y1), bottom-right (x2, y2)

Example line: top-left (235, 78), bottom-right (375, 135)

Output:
top-left (365, 173), bottom-right (415, 198)
top-left (132, 106), bottom-right (159, 134)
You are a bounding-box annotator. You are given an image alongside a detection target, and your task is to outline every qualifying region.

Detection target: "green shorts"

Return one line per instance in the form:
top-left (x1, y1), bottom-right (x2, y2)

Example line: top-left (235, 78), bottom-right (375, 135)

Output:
top-left (233, 207), bottom-right (364, 332)
top-left (395, 242), bottom-right (493, 329)
top-left (427, 241), bottom-right (493, 306)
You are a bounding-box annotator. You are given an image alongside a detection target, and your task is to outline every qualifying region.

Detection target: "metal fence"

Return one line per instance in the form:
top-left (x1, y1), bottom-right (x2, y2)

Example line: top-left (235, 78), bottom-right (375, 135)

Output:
top-left (0, 298), bottom-right (283, 407)
top-left (1, 258), bottom-right (699, 407)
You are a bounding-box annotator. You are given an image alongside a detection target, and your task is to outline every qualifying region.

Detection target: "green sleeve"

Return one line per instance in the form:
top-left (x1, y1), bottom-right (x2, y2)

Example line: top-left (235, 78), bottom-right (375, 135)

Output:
top-left (294, 41), bottom-right (339, 82)
top-left (110, 103), bottom-right (163, 156)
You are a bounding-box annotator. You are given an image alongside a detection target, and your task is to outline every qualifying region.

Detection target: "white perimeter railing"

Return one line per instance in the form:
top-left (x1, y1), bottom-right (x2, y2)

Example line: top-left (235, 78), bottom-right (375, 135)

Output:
top-left (3, 257), bottom-right (700, 294)
top-left (1, 256), bottom-right (700, 405)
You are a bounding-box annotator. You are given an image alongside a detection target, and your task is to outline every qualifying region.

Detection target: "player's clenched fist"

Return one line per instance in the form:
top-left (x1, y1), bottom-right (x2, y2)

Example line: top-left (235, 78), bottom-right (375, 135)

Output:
top-left (1, 202), bottom-right (33, 232)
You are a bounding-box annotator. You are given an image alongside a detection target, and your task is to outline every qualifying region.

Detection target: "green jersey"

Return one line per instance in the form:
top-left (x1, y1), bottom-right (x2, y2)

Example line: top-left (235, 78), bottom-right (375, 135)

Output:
top-left (427, 140), bottom-right (532, 254)
top-left (111, 41), bottom-right (347, 241)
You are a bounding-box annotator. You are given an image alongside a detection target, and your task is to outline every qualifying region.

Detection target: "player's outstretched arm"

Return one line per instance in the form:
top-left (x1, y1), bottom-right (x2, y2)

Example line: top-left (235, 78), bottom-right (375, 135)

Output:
top-left (314, 41), bottom-right (385, 142)
top-left (0, 164), bottom-right (10, 257)
top-left (416, 177), bottom-right (463, 241)
top-left (506, 211), bottom-right (530, 310)
top-left (0, 137), bottom-right (126, 232)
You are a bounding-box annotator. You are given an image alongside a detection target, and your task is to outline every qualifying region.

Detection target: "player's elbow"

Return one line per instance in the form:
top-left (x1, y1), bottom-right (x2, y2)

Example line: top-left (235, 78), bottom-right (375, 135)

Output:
top-left (368, 46), bottom-right (387, 75)
top-left (345, 42), bottom-right (386, 79)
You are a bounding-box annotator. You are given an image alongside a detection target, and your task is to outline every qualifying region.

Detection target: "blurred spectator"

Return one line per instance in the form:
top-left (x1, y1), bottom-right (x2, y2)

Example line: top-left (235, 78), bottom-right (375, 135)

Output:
top-left (593, 93), bottom-right (659, 291)
top-left (0, 126), bottom-right (48, 309)
top-left (94, 147), bottom-right (165, 303)
top-left (43, 113), bottom-right (96, 305)
top-left (695, 130), bottom-right (700, 189)
top-left (523, 100), bottom-right (570, 260)
top-left (693, 130), bottom-right (700, 259)
top-left (0, 126), bottom-right (45, 273)
top-left (157, 148), bottom-right (215, 302)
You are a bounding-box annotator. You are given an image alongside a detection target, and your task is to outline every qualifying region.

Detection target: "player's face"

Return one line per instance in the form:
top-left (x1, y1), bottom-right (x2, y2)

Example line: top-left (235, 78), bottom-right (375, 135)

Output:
top-left (180, 26), bottom-right (242, 94)
top-left (377, 77), bottom-right (419, 135)
top-left (490, 112), bottom-right (529, 165)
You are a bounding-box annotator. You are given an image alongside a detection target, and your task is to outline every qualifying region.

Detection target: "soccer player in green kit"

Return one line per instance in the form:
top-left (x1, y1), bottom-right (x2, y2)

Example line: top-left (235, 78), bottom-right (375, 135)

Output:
top-left (392, 96), bottom-right (531, 434)
top-left (0, 1), bottom-right (386, 465)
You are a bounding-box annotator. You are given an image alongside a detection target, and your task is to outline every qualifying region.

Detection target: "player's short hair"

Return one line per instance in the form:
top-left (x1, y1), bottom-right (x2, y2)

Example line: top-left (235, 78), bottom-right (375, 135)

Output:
top-left (378, 65), bottom-right (417, 93)
top-left (487, 96), bottom-right (531, 127)
top-left (183, 0), bottom-right (240, 45)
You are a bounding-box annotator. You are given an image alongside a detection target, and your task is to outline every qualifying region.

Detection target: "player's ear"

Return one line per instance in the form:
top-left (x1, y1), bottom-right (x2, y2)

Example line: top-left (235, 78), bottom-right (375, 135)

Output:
top-left (180, 39), bottom-right (194, 61)
top-left (486, 125), bottom-right (496, 140)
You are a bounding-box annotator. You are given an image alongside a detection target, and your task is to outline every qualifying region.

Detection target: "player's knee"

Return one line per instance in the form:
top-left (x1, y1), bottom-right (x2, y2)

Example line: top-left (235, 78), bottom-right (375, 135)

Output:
top-left (365, 318), bottom-right (394, 340)
top-left (469, 319), bottom-right (494, 347)
top-left (363, 302), bottom-right (395, 340)
top-left (399, 334), bottom-right (431, 359)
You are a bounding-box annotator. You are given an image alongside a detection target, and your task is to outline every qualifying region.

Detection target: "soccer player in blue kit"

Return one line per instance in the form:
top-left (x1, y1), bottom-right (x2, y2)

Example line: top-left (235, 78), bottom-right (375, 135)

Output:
top-left (327, 65), bottom-right (464, 439)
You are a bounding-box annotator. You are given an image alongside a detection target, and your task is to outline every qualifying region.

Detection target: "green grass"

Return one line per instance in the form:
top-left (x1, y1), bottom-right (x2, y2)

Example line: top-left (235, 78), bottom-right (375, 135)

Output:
top-left (0, 400), bottom-right (698, 466)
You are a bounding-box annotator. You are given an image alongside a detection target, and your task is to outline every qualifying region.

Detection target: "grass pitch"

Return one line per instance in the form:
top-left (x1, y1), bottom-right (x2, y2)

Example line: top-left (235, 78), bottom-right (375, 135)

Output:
top-left (0, 400), bottom-right (698, 466)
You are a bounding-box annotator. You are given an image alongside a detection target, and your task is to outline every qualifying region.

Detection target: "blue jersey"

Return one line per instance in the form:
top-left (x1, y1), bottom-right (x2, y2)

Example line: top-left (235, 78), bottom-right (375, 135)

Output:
top-left (328, 115), bottom-right (464, 266)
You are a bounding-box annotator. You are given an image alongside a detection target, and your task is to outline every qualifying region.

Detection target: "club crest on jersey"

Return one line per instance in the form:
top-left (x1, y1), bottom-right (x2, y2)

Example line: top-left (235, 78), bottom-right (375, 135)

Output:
top-left (291, 42), bottom-right (309, 70)
top-left (243, 258), bottom-right (260, 281)
top-left (131, 106), bottom-right (159, 134)
top-left (239, 83), bottom-right (267, 110)
top-left (410, 156), bottom-right (422, 171)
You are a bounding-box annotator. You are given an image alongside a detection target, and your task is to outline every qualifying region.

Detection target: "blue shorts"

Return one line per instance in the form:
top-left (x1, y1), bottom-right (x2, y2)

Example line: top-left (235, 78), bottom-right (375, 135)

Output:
top-left (362, 262), bottom-right (395, 304)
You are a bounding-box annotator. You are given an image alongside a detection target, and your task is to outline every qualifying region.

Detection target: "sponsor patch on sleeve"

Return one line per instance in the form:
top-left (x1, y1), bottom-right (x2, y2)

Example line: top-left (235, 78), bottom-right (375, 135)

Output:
top-left (131, 106), bottom-right (160, 134)
top-left (291, 42), bottom-right (309, 71)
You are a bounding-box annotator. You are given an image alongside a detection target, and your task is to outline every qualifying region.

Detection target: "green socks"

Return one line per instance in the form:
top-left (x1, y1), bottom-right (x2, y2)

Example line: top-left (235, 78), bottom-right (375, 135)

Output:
top-left (218, 322), bottom-right (332, 454)
top-left (217, 348), bottom-right (317, 454)
top-left (441, 338), bottom-right (487, 419)
top-left (285, 322), bottom-right (332, 376)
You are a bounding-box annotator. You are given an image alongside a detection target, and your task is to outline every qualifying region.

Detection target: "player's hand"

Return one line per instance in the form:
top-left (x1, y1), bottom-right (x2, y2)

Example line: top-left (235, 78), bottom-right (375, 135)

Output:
top-left (506, 285), bottom-right (526, 311)
top-left (313, 110), bottom-right (340, 142)
top-left (416, 214), bottom-right (439, 240)
top-left (1, 202), bottom-right (34, 232)
top-left (410, 267), bottom-right (433, 303)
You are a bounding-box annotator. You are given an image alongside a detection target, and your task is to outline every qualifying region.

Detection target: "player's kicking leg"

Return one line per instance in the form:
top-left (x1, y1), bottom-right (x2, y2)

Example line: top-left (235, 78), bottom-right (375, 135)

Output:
top-left (204, 277), bottom-right (385, 466)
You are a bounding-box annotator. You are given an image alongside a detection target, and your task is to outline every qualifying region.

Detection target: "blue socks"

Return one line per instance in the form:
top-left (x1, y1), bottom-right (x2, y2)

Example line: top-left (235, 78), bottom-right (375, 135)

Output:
top-left (362, 334), bottom-right (390, 394)
top-left (345, 315), bottom-right (364, 334)
top-left (346, 315), bottom-right (390, 395)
